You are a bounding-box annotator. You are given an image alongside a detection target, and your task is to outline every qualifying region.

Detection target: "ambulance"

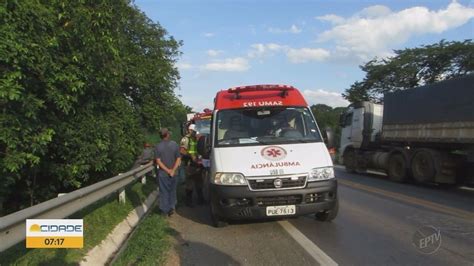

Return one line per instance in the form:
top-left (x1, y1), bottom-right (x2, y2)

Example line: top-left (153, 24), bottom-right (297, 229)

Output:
top-left (182, 108), bottom-right (212, 136)
top-left (199, 84), bottom-right (338, 227)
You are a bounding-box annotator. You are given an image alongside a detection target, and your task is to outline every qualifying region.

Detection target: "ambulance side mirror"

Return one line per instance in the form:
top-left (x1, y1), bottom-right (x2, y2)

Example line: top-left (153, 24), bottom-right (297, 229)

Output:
top-left (197, 134), bottom-right (210, 159)
top-left (324, 127), bottom-right (335, 148)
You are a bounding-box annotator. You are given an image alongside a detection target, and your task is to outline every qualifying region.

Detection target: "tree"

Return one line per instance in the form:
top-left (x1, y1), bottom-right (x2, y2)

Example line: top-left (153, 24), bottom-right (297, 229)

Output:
top-left (343, 39), bottom-right (474, 103)
top-left (311, 104), bottom-right (346, 148)
top-left (0, 0), bottom-right (184, 214)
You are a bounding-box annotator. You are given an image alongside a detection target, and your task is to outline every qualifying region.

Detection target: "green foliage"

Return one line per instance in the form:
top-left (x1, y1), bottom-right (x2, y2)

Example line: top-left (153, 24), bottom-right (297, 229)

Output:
top-left (343, 39), bottom-right (474, 103)
top-left (0, 0), bottom-right (184, 214)
top-left (311, 104), bottom-right (346, 148)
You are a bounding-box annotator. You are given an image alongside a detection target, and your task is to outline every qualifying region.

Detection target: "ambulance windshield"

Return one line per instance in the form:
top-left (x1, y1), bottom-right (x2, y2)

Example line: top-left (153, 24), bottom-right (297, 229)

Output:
top-left (215, 107), bottom-right (323, 146)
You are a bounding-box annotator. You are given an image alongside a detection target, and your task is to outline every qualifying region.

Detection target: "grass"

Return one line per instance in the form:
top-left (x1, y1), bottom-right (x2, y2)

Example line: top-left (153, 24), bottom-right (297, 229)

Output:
top-left (0, 175), bottom-right (157, 266)
top-left (144, 133), bottom-right (161, 146)
top-left (144, 126), bottom-right (183, 146)
top-left (112, 206), bottom-right (175, 266)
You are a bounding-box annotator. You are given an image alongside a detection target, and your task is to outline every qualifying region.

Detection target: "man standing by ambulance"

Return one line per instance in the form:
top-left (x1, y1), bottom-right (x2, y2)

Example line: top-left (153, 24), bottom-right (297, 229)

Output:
top-left (155, 128), bottom-right (181, 216)
top-left (180, 124), bottom-right (205, 207)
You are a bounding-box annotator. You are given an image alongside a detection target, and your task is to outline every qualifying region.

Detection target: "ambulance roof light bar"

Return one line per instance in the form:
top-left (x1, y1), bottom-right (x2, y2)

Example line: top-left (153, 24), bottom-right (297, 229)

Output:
top-left (227, 84), bottom-right (295, 99)
top-left (193, 108), bottom-right (212, 120)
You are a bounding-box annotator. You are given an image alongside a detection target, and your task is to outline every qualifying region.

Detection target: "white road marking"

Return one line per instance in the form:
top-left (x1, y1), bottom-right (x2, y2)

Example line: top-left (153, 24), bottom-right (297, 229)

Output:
top-left (278, 220), bottom-right (338, 266)
top-left (459, 186), bottom-right (474, 192)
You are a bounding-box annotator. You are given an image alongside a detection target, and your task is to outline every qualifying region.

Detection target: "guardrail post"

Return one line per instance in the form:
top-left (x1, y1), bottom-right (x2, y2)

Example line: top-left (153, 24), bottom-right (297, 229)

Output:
top-left (118, 189), bottom-right (126, 204)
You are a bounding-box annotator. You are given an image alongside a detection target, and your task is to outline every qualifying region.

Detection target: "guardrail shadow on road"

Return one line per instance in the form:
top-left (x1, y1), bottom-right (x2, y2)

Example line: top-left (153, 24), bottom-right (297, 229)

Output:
top-left (167, 221), bottom-right (240, 265)
top-left (176, 205), bottom-right (213, 226)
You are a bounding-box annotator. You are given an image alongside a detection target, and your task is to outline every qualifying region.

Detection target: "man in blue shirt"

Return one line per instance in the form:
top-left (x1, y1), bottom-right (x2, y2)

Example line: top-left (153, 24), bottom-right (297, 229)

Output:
top-left (155, 128), bottom-right (181, 216)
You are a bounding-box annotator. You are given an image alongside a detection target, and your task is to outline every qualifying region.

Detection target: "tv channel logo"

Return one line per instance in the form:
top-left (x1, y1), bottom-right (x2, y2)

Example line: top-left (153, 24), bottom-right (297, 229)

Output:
top-left (26, 219), bottom-right (83, 248)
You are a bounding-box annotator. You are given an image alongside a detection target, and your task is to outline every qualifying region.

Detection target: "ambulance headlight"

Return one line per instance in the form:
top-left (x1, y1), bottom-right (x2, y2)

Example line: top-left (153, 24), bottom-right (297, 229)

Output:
top-left (213, 173), bottom-right (247, 185)
top-left (309, 167), bottom-right (335, 181)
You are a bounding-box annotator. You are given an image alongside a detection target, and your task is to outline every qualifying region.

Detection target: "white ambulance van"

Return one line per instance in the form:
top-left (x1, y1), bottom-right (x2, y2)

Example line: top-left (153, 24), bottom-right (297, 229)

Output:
top-left (199, 85), bottom-right (338, 227)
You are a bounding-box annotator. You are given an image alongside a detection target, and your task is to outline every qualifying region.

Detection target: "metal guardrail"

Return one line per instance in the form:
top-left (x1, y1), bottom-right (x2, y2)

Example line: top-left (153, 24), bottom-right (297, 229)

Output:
top-left (0, 162), bottom-right (155, 252)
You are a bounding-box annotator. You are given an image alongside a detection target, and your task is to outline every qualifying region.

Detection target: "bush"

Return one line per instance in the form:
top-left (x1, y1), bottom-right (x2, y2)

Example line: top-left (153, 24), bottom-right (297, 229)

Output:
top-left (0, 0), bottom-right (184, 215)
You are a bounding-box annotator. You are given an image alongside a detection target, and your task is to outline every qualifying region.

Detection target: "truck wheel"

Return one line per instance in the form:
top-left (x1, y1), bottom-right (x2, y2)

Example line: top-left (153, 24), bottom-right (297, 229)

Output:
top-left (411, 149), bottom-right (436, 183)
top-left (315, 198), bottom-right (339, 222)
top-left (210, 201), bottom-right (227, 228)
top-left (388, 153), bottom-right (408, 182)
top-left (343, 149), bottom-right (357, 173)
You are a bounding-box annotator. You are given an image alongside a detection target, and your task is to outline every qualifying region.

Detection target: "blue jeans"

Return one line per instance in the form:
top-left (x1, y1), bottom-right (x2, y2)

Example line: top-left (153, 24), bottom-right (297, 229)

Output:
top-left (157, 170), bottom-right (177, 213)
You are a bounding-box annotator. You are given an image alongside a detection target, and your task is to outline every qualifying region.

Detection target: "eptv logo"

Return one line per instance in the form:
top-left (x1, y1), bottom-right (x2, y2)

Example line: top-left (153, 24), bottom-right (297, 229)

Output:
top-left (412, 225), bottom-right (441, 254)
top-left (26, 219), bottom-right (83, 248)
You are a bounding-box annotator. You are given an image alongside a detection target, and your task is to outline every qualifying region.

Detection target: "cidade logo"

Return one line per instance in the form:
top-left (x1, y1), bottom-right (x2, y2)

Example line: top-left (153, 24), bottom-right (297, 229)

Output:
top-left (29, 222), bottom-right (82, 233)
top-left (26, 219), bottom-right (83, 249)
top-left (261, 146), bottom-right (287, 161)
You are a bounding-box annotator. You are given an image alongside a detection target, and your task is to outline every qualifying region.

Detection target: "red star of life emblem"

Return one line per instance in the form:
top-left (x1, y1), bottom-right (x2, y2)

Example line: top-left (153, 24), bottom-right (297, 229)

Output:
top-left (261, 146), bottom-right (287, 161)
top-left (267, 149), bottom-right (281, 158)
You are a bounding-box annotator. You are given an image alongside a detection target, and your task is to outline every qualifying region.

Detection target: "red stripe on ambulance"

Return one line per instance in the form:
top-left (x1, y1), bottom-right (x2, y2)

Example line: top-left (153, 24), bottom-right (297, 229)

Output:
top-left (214, 84), bottom-right (308, 110)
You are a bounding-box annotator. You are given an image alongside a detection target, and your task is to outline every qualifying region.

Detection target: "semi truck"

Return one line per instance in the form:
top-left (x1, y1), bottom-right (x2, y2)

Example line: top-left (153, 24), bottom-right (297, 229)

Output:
top-left (339, 75), bottom-right (474, 185)
top-left (198, 84), bottom-right (338, 227)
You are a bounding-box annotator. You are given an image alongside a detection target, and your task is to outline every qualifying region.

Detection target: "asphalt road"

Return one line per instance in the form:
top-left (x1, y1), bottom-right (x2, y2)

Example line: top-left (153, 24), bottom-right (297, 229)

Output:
top-left (167, 168), bottom-right (474, 265)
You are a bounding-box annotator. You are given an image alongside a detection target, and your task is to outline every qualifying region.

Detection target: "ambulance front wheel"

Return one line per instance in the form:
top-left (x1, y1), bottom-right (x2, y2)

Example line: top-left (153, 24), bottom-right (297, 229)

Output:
top-left (202, 168), bottom-right (210, 203)
top-left (210, 198), bottom-right (228, 228)
top-left (315, 197), bottom-right (339, 222)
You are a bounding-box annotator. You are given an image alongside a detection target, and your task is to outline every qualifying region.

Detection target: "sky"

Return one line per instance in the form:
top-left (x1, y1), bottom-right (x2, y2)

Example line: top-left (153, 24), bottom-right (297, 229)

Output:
top-left (134, 0), bottom-right (474, 111)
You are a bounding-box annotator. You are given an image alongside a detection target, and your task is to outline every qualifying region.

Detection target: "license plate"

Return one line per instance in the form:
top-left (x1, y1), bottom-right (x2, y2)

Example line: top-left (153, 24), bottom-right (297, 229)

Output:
top-left (266, 205), bottom-right (296, 216)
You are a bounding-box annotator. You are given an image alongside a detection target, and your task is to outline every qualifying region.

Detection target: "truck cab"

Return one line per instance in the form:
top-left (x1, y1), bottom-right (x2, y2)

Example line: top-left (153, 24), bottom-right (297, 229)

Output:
top-left (201, 85), bottom-right (338, 227)
top-left (339, 102), bottom-right (384, 171)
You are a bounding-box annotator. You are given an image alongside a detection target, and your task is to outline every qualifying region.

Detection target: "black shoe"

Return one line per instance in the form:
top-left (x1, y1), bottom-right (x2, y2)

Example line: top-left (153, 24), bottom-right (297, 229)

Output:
top-left (168, 209), bottom-right (175, 216)
top-left (157, 210), bottom-right (167, 217)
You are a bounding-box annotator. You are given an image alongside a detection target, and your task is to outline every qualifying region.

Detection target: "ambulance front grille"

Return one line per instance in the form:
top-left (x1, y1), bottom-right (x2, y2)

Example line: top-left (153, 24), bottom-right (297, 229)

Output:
top-left (247, 174), bottom-right (307, 191)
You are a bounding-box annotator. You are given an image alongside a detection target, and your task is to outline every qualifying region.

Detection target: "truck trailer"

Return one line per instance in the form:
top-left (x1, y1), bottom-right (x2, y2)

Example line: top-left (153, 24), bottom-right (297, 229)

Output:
top-left (339, 75), bottom-right (474, 185)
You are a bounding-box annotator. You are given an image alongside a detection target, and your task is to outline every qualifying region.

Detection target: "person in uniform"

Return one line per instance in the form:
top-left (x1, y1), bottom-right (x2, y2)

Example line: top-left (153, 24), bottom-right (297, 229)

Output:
top-left (180, 124), bottom-right (204, 206)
